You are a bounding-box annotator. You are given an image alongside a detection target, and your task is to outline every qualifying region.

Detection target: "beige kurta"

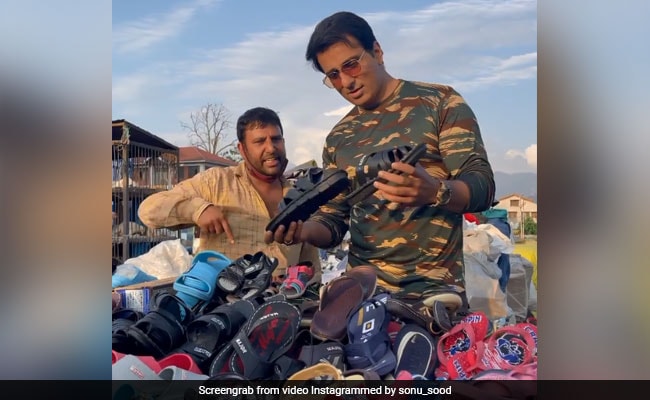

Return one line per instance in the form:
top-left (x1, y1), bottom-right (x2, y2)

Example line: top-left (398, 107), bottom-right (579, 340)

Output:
top-left (138, 162), bottom-right (320, 277)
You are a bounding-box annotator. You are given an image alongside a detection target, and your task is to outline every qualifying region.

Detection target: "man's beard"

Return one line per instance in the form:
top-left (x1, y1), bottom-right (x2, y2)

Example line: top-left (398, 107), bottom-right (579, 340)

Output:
top-left (241, 147), bottom-right (287, 182)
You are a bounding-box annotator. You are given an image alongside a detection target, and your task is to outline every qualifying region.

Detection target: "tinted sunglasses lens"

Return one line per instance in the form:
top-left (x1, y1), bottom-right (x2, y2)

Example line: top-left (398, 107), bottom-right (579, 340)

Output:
top-left (341, 60), bottom-right (361, 76)
top-left (324, 73), bottom-right (339, 88)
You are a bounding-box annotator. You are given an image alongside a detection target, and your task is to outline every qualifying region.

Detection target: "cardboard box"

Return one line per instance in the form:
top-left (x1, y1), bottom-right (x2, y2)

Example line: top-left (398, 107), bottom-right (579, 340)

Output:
top-left (113, 276), bottom-right (177, 314)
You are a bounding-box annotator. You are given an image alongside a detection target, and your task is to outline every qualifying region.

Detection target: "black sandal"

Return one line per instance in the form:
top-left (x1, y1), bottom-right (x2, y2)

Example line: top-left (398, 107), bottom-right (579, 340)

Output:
top-left (217, 252), bottom-right (274, 294)
top-left (227, 254), bottom-right (279, 301)
top-left (112, 309), bottom-right (143, 354)
top-left (175, 299), bottom-right (257, 372)
top-left (345, 143), bottom-right (427, 205)
top-left (126, 294), bottom-right (193, 359)
top-left (266, 167), bottom-right (349, 232)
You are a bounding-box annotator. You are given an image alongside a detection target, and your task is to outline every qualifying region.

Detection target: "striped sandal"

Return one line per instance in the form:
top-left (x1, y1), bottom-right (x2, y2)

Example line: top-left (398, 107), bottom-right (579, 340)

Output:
top-left (279, 262), bottom-right (319, 299)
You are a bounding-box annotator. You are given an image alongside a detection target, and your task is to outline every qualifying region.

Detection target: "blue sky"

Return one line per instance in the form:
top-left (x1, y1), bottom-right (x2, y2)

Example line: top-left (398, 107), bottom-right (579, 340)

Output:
top-left (113, 0), bottom-right (537, 173)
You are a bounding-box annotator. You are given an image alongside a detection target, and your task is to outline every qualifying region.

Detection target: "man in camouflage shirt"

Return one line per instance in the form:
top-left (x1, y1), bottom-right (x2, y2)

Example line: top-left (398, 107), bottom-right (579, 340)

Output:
top-left (266, 11), bottom-right (495, 297)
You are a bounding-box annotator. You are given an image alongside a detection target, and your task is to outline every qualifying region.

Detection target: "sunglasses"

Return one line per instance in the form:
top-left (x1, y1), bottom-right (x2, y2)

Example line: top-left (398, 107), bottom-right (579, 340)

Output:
top-left (322, 50), bottom-right (367, 89)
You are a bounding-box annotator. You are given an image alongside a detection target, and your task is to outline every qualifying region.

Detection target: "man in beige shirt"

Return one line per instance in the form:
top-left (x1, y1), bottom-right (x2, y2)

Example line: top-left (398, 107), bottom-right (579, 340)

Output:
top-left (138, 107), bottom-right (321, 276)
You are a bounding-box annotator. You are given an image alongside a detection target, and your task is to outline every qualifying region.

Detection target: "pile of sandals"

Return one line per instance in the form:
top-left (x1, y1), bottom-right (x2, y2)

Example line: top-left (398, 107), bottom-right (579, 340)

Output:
top-left (112, 249), bottom-right (538, 383)
top-left (113, 161), bottom-right (537, 398)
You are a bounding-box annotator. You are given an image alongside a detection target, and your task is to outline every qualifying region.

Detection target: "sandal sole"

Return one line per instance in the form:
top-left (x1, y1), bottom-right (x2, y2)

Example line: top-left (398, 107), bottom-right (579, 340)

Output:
top-left (266, 170), bottom-right (349, 232)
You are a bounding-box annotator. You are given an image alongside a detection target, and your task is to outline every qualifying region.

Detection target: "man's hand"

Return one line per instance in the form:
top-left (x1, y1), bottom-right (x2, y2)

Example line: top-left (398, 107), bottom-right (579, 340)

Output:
top-left (264, 220), bottom-right (304, 246)
top-left (196, 205), bottom-right (235, 244)
top-left (373, 162), bottom-right (441, 207)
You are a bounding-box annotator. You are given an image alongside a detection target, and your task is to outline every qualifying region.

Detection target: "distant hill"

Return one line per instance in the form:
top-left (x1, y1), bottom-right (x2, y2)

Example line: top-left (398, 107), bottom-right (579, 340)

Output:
top-left (494, 171), bottom-right (537, 202)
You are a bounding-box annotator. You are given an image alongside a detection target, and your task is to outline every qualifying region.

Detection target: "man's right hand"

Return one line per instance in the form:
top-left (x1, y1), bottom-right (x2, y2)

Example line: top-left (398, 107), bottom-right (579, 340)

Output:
top-left (264, 220), bottom-right (303, 246)
top-left (197, 205), bottom-right (235, 244)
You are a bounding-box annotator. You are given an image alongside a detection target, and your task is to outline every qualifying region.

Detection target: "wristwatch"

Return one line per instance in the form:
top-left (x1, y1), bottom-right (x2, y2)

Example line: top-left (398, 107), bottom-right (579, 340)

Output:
top-left (432, 180), bottom-right (452, 207)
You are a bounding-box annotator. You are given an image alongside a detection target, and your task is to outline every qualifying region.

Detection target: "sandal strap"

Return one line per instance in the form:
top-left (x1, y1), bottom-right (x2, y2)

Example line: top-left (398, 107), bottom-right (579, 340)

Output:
top-left (282, 264), bottom-right (314, 286)
top-left (217, 263), bottom-right (246, 293)
top-left (356, 146), bottom-right (410, 186)
top-left (272, 355), bottom-right (306, 380)
top-left (344, 332), bottom-right (391, 369)
top-left (287, 362), bottom-right (344, 380)
top-left (229, 327), bottom-right (276, 380)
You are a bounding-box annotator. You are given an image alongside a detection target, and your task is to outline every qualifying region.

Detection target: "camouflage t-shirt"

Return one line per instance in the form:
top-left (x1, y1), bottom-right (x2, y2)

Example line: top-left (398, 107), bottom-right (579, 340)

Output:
top-left (310, 80), bottom-right (494, 294)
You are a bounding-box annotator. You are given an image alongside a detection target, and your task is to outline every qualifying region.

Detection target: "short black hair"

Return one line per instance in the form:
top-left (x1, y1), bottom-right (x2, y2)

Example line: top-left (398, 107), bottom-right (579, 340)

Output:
top-left (306, 11), bottom-right (377, 73)
top-left (236, 107), bottom-right (283, 142)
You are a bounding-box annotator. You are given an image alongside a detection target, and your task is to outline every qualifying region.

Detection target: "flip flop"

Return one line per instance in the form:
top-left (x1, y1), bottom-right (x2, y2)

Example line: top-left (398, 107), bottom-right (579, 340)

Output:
top-left (479, 325), bottom-right (536, 372)
top-left (286, 362), bottom-right (344, 380)
top-left (174, 299), bottom-right (256, 373)
top-left (112, 350), bottom-right (125, 364)
top-left (310, 276), bottom-right (364, 341)
top-left (344, 294), bottom-right (396, 376)
top-left (173, 251), bottom-right (232, 309)
top-left (127, 294), bottom-right (194, 359)
top-left (158, 366), bottom-right (208, 381)
top-left (295, 329), bottom-right (346, 371)
top-left (516, 322), bottom-right (538, 359)
top-left (435, 322), bottom-right (486, 380)
top-left (308, 265), bottom-right (376, 340)
top-left (415, 288), bottom-right (465, 316)
top-left (458, 311), bottom-right (494, 340)
top-left (386, 298), bottom-right (450, 337)
top-left (265, 167), bottom-right (350, 233)
top-left (472, 361), bottom-right (537, 380)
top-left (343, 369), bottom-right (382, 380)
top-left (392, 324), bottom-right (437, 379)
top-left (209, 300), bottom-right (301, 380)
top-left (112, 354), bottom-right (162, 380)
top-left (345, 265), bottom-right (378, 300)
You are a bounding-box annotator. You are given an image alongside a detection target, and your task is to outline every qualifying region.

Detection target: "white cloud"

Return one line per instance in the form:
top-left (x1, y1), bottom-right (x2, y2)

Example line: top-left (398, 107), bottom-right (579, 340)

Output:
top-left (506, 144), bottom-right (537, 169)
top-left (113, 0), bottom-right (537, 168)
top-left (113, 0), bottom-right (220, 54)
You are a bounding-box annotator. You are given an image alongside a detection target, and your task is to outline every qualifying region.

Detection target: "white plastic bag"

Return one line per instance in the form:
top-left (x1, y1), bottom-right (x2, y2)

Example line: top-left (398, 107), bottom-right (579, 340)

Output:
top-left (123, 239), bottom-right (193, 280)
top-left (463, 230), bottom-right (502, 278)
top-left (463, 252), bottom-right (508, 319)
top-left (477, 224), bottom-right (515, 257)
top-left (462, 221), bottom-right (514, 320)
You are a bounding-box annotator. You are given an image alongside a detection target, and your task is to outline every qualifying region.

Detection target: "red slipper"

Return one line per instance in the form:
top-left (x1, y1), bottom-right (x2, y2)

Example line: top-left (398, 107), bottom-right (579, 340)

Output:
top-left (479, 325), bottom-right (536, 372)
top-left (458, 311), bottom-right (493, 339)
top-left (436, 323), bottom-right (485, 380)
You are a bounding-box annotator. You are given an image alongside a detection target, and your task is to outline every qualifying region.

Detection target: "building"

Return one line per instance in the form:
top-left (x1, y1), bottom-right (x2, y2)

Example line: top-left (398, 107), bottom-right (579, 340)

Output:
top-left (112, 119), bottom-right (180, 261)
top-left (178, 146), bottom-right (238, 180)
top-left (494, 193), bottom-right (538, 227)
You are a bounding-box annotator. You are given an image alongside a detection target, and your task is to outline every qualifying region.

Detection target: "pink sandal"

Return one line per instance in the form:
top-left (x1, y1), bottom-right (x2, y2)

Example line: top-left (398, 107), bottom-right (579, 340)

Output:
top-left (435, 323), bottom-right (486, 380)
top-left (279, 262), bottom-right (318, 299)
top-left (479, 325), bottom-right (537, 372)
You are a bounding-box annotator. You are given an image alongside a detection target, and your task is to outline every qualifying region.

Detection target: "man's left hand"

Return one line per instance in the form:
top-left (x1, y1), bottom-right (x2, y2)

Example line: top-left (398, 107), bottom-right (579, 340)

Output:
top-left (373, 162), bottom-right (441, 206)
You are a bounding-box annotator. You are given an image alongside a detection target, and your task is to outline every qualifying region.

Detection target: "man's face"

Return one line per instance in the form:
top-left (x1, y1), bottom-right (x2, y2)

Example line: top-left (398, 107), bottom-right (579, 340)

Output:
top-left (316, 37), bottom-right (385, 109)
top-left (238, 124), bottom-right (287, 178)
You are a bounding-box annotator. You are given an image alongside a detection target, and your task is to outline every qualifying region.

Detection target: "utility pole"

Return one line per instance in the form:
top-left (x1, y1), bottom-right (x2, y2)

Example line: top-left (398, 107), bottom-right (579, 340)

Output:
top-left (520, 198), bottom-right (526, 241)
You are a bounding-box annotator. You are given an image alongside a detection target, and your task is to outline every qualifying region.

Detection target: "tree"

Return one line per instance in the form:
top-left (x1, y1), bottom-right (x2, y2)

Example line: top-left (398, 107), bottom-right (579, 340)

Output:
top-left (221, 146), bottom-right (243, 163)
top-left (181, 103), bottom-right (237, 156)
top-left (524, 215), bottom-right (537, 235)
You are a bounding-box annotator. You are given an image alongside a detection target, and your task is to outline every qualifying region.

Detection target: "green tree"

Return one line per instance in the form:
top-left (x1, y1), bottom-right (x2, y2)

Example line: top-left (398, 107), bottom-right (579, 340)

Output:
top-left (524, 215), bottom-right (537, 235)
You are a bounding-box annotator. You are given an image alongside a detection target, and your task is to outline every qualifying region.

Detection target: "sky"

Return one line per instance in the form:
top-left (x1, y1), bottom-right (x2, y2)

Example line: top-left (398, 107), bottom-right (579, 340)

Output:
top-left (113, 0), bottom-right (537, 174)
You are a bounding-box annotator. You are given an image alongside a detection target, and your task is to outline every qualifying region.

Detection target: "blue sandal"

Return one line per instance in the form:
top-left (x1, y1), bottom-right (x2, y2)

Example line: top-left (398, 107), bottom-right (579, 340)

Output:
top-left (173, 251), bottom-right (231, 309)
